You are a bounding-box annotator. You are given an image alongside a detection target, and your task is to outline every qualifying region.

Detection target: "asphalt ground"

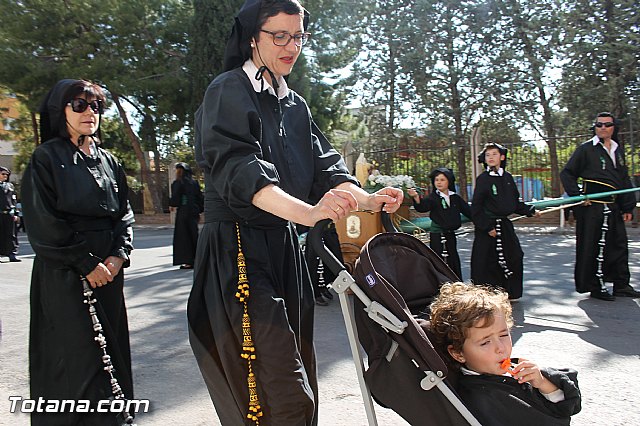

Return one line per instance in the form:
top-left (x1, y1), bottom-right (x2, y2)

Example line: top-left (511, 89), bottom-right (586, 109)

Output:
top-left (1, 224), bottom-right (639, 425)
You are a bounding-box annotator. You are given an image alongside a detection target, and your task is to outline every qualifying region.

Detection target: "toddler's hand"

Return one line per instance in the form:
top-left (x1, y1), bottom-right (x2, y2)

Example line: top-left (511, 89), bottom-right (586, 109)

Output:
top-left (512, 359), bottom-right (558, 394)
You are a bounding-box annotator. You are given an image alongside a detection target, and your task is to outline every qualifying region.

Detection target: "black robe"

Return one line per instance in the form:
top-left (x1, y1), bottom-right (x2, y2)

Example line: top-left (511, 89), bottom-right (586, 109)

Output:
top-left (457, 367), bottom-right (581, 426)
top-left (471, 171), bottom-right (534, 299)
top-left (0, 180), bottom-right (18, 256)
top-left (22, 138), bottom-right (135, 426)
top-left (560, 138), bottom-right (635, 293)
top-left (412, 191), bottom-right (471, 280)
top-left (188, 66), bottom-right (357, 425)
top-left (169, 177), bottom-right (203, 266)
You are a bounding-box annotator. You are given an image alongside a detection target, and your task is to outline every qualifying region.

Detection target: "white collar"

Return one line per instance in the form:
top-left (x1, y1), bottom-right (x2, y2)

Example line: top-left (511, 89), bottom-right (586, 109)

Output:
top-left (591, 135), bottom-right (618, 151)
top-left (436, 189), bottom-right (455, 198)
top-left (487, 167), bottom-right (504, 176)
top-left (460, 365), bottom-right (510, 378)
top-left (242, 59), bottom-right (289, 99)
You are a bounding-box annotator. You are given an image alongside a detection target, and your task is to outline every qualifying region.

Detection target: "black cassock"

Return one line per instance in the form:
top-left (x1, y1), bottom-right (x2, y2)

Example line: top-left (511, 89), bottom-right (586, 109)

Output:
top-left (471, 171), bottom-right (534, 299)
top-left (188, 67), bottom-right (357, 425)
top-left (169, 177), bottom-right (203, 266)
top-left (412, 191), bottom-right (471, 280)
top-left (457, 367), bottom-right (581, 426)
top-left (22, 138), bottom-right (134, 426)
top-left (560, 137), bottom-right (635, 293)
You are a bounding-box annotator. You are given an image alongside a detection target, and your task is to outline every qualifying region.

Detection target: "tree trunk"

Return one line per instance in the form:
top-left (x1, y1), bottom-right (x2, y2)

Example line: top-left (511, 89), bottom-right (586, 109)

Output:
top-left (111, 93), bottom-right (158, 214)
top-left (31, 111), bottom-right (40, 145)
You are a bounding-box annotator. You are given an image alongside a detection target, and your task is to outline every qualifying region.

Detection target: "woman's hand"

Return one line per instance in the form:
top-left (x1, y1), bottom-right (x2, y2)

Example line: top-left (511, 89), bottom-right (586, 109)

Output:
top-left (307, 189), bottom-right (358, 225)
top-left (85, 263), bottom-right (114, 289)
top-left (511, 359), bottom-right (558, 394)
top-left (104, 256), bottom-right (125, 278)
top-left (363, 187), bottom-right (404, 213)
top-left (488, 228), bottom-right (497, 237)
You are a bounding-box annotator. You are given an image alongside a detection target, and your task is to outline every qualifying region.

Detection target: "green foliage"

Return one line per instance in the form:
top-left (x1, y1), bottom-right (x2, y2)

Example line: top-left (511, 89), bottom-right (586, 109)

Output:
top-left (560, 0), bottom-right (640, 123)
top-left (100, 116), bottom-right (139, 174)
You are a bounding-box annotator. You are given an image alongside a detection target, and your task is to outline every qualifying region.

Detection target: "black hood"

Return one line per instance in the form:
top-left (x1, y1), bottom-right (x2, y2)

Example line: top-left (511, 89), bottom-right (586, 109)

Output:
top-left (429, 167), bottom-right (456, 192)
top-left (477, 143), bottom-right (508, 170)
top-left (222, 0), bottom-right (310, 72)
top-left (38, 79), bottom-right (78, 143)
top-left (176, 162), bottom-right (193, 177)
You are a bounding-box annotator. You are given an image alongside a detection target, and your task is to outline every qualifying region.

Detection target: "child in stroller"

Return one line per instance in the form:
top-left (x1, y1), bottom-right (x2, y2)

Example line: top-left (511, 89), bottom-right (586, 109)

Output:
top-left (430, 282), bottom-right (582, 426)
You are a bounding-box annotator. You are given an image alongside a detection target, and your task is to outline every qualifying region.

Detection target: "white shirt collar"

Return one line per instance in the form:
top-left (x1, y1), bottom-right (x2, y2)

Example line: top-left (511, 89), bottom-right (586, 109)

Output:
top-left (460, 365), bottom-right (510, 377)
top-left (487, 167), bottom-right (504, 176)
top-left (436, 189), bottom-right (454, 206)
top-left (242, 59), bottom-right (289, 99)
top-left (592, 135), bottom-right (618, 166)
top-left (591, 135), bottom-right (618, 150)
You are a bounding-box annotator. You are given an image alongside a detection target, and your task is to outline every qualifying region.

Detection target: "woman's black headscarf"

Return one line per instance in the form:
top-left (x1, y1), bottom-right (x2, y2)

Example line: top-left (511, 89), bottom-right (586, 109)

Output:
top-left (429, 167), bottom-right (456, 192)
top-left (38, 79), bottom-right (104, 144)
top-left (223, 0), bottom-right (310, 72)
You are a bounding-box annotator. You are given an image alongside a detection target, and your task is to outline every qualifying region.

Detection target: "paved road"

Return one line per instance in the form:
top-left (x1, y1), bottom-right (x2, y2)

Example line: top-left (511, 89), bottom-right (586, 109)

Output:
top-left (1, 225), bottom-right (639, 425)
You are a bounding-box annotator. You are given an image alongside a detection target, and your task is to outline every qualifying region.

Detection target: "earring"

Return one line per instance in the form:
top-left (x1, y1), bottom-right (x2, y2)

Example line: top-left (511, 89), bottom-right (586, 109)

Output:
top-left (250, 43), bottom-right (255, 48)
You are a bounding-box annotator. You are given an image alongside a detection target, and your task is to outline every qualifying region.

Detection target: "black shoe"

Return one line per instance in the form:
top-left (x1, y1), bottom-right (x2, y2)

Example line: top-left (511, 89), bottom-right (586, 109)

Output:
top-left (322, 288), bottom-right (334, 300)
top-left (315, 295), bottom-right (328, 306)
top-left (590, 289), bottom-right (615, 301)
top-left (179, 264), bottom-right (193, 270)
top-left (8, 255), bottom-right (21, 262)
top-left (613, 287), bottom-right (640, 298)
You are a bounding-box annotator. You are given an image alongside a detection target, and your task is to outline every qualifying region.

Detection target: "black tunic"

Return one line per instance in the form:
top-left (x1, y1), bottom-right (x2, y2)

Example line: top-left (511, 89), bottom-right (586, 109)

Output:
top-left (22, 138), bottom-right (135, 426)
top-left (412, 191), bottom-right (471, 279)
top-left (0, 180), bottom-right (18, 256)
top-left (560, 137), bottom-right (635, 293)
top-left (169, 176), bottom-right (203, 266)
top-left (457, 367), bottom-right (581, 426)
top-left (188, 66), bottom-right (357, 425)
top-left (471, 171), bottom-right (534, 299)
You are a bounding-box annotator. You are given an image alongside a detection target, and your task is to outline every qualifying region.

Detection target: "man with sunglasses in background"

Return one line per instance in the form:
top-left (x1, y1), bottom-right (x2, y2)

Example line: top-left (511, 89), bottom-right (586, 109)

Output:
top-left (561, 112), bottom-right (639, 301)
top-left (0, 166), bottom-right (20, 262)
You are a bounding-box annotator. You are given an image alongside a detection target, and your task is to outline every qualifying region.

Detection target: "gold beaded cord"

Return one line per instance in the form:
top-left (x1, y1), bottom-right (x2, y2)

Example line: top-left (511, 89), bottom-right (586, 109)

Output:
top-left (235, 223), bottom-right (263, 424)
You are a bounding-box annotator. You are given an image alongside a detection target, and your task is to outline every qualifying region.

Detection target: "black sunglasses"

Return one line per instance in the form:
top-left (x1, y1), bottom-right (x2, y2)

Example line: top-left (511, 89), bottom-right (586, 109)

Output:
top-left (594, 122), bottom-right (614, 128)
top-left (67, 98), bottom-right (104, 114)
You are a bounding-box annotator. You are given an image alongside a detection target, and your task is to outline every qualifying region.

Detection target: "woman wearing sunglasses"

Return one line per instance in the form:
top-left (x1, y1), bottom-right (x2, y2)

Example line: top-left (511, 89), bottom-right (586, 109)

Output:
top-left (22, 79), bottom-right (135, 425)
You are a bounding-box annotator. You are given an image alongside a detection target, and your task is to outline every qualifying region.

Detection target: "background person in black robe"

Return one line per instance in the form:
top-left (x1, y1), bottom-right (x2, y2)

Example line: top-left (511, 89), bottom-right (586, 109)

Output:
top-left (187, 1), bottom-right (403, 425)
top-left (471, 144), bottom-right (537, 300)
top-left (560, 112), bottom-right (639, 300)
top-left (22, 79), bottom-right (135, 426)
top-left (430, 282), bottom-right (582, 426)
top-left (169, 162), bottom-right (203, 269)
top-left (0, 166), bottom-right (20, 262)
top-left (407, 167), bottom-right (471, 279)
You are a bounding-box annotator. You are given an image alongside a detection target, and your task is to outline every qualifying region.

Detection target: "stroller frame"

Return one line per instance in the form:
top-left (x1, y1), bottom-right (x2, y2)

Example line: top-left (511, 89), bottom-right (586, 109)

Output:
top-left (309, 218), bottom-right (481, 426)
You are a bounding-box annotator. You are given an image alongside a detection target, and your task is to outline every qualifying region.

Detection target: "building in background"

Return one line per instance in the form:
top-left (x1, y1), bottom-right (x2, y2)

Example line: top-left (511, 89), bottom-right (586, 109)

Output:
top-left (0, 90), bottom-right (21, 181)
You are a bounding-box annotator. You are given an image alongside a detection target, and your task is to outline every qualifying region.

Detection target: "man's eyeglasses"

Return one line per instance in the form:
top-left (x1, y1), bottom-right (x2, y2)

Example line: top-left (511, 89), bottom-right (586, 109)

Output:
top-left (595, 122), bottom-right (614, 128)
top-left (67, 98), bottom-right (104, 114)
top-left (260, 30), bottom-right (311, 47)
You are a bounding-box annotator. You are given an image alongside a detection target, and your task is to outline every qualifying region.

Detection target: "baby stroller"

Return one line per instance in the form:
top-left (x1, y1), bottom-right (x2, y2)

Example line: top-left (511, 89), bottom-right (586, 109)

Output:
top-left (308, 216), bottom-right (481, 426)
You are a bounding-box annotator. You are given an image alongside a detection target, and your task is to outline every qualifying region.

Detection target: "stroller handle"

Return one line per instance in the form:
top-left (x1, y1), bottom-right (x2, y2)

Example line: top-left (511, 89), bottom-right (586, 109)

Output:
top-left (380, 211), bottom-right (400, 232)
top-left (308, 219), bottom-right (346, 276)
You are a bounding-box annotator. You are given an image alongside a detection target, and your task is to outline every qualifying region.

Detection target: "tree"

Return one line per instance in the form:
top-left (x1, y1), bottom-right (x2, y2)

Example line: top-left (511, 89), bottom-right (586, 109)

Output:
top-left (405, 0), bottom-right (499, 200)
top-left (492, 0), bottom-right (565, 196)
top-left (560, 0), bottom-right (640, 124)
top-left (186, 0), bottom-right (243, 131)
top-left (0, 0), bottom-right (194, 213)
